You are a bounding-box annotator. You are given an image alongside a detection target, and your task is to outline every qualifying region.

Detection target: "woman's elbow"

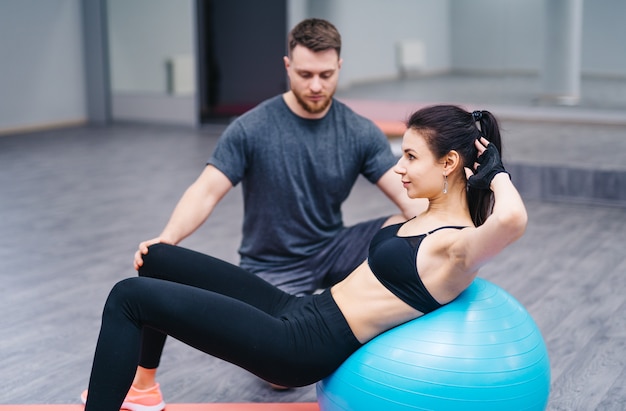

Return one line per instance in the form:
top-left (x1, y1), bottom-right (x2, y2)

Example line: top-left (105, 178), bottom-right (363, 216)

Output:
top-left (503, 205), bottom-right (528, 242)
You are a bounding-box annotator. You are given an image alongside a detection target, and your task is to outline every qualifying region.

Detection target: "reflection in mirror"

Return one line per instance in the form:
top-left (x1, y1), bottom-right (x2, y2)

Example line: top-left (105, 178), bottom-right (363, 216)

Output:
top-left (107, 0), bottom-right (195, 96)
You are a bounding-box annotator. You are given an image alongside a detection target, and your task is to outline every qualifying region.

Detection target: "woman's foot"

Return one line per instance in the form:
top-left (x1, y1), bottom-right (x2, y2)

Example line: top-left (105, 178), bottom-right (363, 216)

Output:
top-left (81, 383), bottom-right (166, 411)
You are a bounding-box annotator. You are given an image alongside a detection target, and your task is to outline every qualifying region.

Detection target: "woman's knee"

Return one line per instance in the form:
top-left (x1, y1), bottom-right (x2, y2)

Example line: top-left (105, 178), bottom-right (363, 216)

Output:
top-left (105, 277), bottom-right (137, 306)
top-left (104, 277), bottom-right (145, 313)
top-left (138, 243), bottom-right (172, 278)
top-left (100, 278), bottom-right (153, 336)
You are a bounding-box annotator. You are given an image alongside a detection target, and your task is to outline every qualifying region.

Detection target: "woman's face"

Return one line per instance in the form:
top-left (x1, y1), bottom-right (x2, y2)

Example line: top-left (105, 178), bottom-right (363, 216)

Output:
top-left (394, 129), bottom-right (446, 199)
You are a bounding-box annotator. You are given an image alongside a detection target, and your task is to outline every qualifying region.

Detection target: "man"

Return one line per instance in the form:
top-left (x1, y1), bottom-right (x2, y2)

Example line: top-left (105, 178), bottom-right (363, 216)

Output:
top-left (134, 18), bottom-right (422, 295)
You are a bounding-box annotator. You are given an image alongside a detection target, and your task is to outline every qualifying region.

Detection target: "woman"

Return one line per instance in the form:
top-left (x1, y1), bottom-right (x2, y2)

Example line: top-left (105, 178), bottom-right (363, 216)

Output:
top-left (82, 105), bottom-right (527, 411)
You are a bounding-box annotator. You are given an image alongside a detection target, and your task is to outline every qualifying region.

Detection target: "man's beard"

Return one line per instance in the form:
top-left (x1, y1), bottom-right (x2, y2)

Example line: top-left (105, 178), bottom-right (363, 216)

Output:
top-left (293, 90), bottom-right (333, 114)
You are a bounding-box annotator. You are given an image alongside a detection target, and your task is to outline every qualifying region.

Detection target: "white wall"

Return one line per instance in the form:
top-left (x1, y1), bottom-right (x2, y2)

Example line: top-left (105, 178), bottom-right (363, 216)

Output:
top-left (450, 0), bottom-right (544, 74)
top-left (106, 0), bottom-right (197, 125)
top-left (0, 0), bottom-right (86, 134)
top-left (450, 0), bottom-right (626, 77)
top-left (582, 0), bottom-right (626, 77)
top-left (308, 0), bottom-right (626, 84)
top-left (107, 0), bottom-right (195, 94)
top-left (307, 0), bottom-right (452, 88)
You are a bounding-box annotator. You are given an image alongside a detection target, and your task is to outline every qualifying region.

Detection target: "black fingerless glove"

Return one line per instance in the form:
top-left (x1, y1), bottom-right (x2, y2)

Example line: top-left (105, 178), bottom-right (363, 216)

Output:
top-left (467, 144), bottom-right (509, 190)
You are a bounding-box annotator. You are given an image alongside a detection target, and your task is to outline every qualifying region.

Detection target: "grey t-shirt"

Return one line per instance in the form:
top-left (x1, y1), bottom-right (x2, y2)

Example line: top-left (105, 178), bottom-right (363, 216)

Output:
top-left (208, 95), bottom-right (396, 270)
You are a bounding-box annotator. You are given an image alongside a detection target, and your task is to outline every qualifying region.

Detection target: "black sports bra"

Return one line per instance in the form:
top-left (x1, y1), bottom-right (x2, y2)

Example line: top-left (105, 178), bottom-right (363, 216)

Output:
top-left (367, 222), bottom-right (465, 314)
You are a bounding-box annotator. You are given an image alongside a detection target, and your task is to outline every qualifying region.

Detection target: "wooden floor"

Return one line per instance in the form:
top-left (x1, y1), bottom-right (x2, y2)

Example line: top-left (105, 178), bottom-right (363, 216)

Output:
top-left (0, 122), bottom-right (624, 410)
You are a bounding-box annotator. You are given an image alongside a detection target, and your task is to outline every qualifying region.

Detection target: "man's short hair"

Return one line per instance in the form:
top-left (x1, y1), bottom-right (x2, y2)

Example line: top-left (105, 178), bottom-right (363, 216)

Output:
top-left (288, 18), bottom-right (341, 57)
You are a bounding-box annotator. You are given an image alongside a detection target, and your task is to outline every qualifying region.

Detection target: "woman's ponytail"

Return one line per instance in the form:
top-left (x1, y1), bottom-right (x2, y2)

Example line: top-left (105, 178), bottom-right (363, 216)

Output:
top-left (467, 110), bottom-right (503, 225)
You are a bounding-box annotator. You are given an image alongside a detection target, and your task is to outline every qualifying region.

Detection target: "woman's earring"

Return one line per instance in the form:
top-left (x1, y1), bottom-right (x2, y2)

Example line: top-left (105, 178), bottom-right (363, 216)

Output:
top-left (443, 174), bottom-right (448, 194)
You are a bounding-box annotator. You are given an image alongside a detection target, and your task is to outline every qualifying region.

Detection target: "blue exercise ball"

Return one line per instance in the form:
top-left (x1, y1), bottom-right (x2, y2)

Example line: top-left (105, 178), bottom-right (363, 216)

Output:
top-left (317, 278), bottom-right (550, 411)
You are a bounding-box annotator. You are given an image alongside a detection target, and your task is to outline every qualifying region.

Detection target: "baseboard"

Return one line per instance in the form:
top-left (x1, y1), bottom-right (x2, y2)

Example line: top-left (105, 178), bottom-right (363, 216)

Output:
top-left (0, 119), bottom-right (87, 137)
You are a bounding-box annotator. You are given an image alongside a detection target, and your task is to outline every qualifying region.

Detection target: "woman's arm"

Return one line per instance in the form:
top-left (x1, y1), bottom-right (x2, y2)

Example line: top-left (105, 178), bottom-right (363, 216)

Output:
top-left (449, 143), bottom-right (528, 276)
top-left (461, 173), bottom-right (527, 268)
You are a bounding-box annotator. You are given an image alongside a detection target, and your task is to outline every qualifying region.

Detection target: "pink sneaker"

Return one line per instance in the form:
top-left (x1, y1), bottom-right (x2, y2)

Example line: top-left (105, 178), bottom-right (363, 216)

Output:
top-left (80, 383), bottom-right (166, 411)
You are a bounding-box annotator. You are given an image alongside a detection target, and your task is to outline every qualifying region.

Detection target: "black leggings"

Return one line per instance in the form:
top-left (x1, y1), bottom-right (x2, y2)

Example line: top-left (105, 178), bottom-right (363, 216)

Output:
top-left (85, 244), bottom-right (361, 411)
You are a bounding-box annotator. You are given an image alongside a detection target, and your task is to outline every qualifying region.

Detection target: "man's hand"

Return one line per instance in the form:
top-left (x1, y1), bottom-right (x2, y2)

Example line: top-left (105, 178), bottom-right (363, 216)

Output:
top-left (134, 237), bottom-right (171, 270)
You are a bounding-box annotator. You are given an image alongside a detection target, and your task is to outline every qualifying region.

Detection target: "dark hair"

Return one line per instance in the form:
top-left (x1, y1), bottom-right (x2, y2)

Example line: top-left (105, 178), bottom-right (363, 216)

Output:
top-left (406, 105), bottom-right (503, 226)
top-left (288, 18), bottom-right (341, 57)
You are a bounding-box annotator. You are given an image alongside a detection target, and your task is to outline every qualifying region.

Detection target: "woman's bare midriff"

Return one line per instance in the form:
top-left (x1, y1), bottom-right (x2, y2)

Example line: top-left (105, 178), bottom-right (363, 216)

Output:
top-left (330, 260), bottom-right (423, 344)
